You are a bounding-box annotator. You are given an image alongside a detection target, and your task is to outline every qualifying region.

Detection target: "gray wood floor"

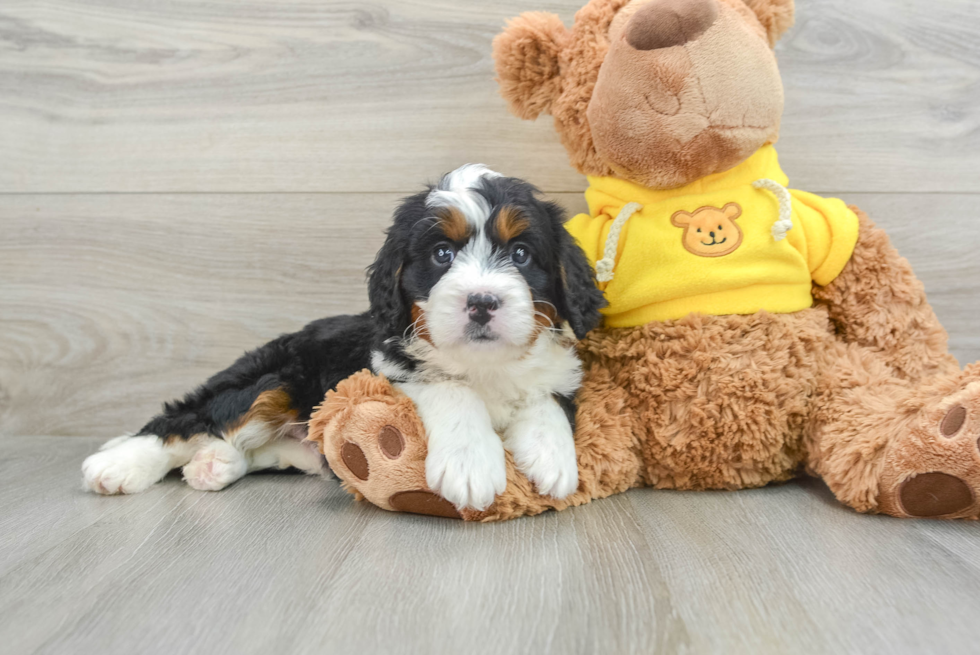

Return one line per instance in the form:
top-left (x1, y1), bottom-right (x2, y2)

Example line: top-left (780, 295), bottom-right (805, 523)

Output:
top-left (5, 436), bottom-right (980, 655)
top-left (2, 0), bottom-right (980, 653)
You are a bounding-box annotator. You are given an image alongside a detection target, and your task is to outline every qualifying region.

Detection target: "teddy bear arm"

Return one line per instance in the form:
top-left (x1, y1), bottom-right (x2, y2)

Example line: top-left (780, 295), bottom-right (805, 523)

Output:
top-left (811, 209), bottom-right (958, 382)
top-left (308, 369), bottom-right (643, 521)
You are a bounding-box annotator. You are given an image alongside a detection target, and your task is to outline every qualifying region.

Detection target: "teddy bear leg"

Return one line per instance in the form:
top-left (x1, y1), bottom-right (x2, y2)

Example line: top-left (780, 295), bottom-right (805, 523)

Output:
top-left (307, 369), bottom-right (642, 522)
top-left (809, 346), bottom-right (980, 519)
top-left (812, 210), bottom-right (958, 382)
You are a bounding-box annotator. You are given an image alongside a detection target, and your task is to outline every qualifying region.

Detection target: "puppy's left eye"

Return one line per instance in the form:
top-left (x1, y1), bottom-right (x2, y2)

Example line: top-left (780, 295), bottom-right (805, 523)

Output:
top-left (510, 245), bottom-right (531, 266)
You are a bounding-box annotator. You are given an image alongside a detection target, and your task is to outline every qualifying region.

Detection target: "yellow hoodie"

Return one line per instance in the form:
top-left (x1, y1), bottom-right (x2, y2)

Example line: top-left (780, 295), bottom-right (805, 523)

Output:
top-left (566, 146), bottom-right (860, 328)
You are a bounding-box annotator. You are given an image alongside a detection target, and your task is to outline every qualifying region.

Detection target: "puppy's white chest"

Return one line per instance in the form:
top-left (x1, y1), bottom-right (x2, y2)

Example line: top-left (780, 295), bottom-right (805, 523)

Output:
top-left (481, 393), bottom-right (524, 433)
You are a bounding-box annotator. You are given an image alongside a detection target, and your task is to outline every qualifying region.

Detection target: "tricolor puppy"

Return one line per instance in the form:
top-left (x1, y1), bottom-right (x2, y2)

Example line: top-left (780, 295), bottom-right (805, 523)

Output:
top-left (81, 165), bottom-right (606, 511)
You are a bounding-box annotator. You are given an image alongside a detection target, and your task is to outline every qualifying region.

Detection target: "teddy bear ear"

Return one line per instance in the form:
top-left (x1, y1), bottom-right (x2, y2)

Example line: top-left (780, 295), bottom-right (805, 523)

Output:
top-left (492, 12), bottom-right (569, 120)
top-left (741, 0), bottom-right (795, 46)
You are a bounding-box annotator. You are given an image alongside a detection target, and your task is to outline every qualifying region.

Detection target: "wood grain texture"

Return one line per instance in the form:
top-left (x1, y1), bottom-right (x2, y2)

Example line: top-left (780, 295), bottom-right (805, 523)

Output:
top-left (0, 0), bottom-right (978, 193)
top-left (3, 192), bottom-right (979, 438)
top-left (2, 1), bottom-right (979, 653)
top-left (1, 435), bottom-right (979, 655)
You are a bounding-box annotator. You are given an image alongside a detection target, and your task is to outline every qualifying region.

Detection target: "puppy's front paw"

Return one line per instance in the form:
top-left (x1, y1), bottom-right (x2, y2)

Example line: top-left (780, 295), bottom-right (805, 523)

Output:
top-left (425, 432), bottom-right (506, 511)
top-left (504, 417), bottom-right (578, 500)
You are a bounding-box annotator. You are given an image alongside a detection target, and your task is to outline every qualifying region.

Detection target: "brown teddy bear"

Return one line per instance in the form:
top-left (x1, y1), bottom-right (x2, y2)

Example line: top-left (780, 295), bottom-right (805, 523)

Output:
top-left (307, 0), bottom-right (980, 521)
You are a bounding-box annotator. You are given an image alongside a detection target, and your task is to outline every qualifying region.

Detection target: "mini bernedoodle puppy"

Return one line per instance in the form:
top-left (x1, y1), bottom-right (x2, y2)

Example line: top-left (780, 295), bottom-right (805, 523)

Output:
top-left (82, 165), bottom-right (606, 511)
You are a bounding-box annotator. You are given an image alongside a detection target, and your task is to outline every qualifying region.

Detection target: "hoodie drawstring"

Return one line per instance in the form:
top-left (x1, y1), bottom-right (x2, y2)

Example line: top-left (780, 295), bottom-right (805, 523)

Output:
top-left (594, 202), bottom-right (642, 283)
top-left (752, 178), bottom-right (793, 241)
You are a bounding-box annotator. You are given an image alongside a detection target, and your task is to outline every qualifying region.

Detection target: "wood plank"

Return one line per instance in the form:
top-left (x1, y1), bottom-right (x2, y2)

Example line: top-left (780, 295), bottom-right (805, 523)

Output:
top-left (778, 0), bottom-right (980, 193)
top-left (1, 436), bottom-right (979, 654)
top-left (628, 478), bottom-right (980, 654)
top-left (2, 192), bottom-right (979, 438)
top-left (0, 0), bottom-right (977, 193)
top-left (0, 193), bottom-right (389, 438)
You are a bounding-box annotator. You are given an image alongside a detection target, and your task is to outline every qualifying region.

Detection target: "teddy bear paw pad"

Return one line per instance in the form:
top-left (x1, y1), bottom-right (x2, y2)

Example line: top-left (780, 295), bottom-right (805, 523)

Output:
top-left (339, 424), bottom-right (407, 482)
top-left (334, 423), bottom-right (462, 519)
top-left (389, 490), bottom-right (461, 519)
top-left (340, 442), bottom-right (370, 480)
top-left (898, 472), bottom-right (973, 518)
top-left (378, 425), bottom-right (404, 458)
top-left (880, 388), bottom-right (980, 519)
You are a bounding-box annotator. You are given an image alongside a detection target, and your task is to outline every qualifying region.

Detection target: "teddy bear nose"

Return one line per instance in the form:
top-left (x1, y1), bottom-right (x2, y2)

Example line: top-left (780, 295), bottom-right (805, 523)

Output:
top-left (625, 0), bottom-right (719, 51)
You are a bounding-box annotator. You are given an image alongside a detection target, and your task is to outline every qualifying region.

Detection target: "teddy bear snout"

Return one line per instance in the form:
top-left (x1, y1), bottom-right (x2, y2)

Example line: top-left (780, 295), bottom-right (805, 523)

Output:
top-left (625, 0), bottom-right (718, 51)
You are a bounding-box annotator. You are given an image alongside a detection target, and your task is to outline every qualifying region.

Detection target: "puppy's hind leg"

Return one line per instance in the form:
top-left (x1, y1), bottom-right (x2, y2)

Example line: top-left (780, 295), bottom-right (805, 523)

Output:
top-left (83, 434), bottom-right (201, 495)
top-left (248, 437), bottom-right (325, 476)
top-left (182, 437), bottom-right (249, 491)
top-left (182, 434), bottom-right (324, 492)
top-left (182, 389), bottom-right (316, 491)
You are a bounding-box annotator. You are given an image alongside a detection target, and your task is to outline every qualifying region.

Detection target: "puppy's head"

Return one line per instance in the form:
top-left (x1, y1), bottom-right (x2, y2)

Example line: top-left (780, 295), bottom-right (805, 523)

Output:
top-left (368, 165), bottom-right (605, 360)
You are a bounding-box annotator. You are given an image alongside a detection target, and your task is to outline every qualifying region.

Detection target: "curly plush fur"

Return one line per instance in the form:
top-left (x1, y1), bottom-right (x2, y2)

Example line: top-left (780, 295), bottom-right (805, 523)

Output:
top-left (310, 0), bottom-right (980, 521)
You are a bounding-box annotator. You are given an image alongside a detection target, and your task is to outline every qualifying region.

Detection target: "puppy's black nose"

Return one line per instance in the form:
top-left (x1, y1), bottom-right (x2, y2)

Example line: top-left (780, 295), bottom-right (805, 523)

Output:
top-left (467, 293), bottom-right (499, 326)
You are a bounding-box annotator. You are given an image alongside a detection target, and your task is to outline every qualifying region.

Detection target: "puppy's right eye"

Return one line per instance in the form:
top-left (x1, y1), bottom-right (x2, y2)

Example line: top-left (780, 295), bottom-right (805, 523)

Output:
top-left (432, 244), bottom-right (455, 266)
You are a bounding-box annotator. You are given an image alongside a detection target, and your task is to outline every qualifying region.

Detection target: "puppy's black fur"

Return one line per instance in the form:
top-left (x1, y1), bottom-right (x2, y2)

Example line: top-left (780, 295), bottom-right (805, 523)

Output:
top-left (136, 175), bottom-right (605, 445)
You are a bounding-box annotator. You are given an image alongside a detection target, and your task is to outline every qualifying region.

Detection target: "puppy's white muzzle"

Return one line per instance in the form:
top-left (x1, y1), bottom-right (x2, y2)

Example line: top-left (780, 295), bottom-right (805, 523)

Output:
top-left (424, 254), bottom-right (534, 353)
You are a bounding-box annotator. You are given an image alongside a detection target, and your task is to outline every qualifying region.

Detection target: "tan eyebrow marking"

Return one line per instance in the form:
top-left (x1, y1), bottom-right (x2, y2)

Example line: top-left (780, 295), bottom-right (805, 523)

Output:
top-left (435, 206), bottom-right (471, 242)
top-left (496, 205), bottom-right (529, 242)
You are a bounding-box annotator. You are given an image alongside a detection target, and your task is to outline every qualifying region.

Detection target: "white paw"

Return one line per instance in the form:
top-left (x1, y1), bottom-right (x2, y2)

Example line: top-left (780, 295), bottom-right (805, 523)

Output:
top-left (82, 435), bottom-right (172, 495)
top-left (504, 414), bottom-right (578, 500)
top-left (182, 441), bottom-right (248, 491)
top-left (425, 431), bottom-right (506, 511)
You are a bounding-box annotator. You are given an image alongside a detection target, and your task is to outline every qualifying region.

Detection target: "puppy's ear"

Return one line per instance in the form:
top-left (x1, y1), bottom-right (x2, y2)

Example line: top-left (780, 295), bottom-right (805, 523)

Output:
top-left (493, 12), bottom-right (568, 120)
top-left (367, 198), bottom-right (417, 339)
top-left (741, 0), bottom-right (795, 46)
top-left (548, 203), bottom-right (606, 339)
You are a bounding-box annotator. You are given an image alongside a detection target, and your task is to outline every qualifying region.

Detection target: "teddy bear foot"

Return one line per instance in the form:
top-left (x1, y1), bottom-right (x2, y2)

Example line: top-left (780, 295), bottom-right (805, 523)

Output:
top-left (339, 421), bottom-right (462, 519)
top-left (876, 382), bottom-right (980, 519)
top-left (307, 370), bottom-right (490, 520)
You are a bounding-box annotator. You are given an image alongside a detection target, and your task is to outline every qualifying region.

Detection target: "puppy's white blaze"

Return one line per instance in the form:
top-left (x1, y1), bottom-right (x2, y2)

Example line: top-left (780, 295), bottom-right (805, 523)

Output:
top-left (426, 164), bottom-right (502, 229)
top-left (443, 163), bottom-right (502, 189)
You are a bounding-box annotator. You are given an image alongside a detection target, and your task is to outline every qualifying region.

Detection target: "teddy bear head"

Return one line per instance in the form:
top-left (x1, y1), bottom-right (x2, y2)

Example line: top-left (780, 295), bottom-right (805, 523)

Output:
top-left (493, 0), bottom-right (794, 189)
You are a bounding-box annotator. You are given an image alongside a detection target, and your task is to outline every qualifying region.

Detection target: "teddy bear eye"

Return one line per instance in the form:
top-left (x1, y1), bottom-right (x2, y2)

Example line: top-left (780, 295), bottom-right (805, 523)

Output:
top-left (718, 224), bottom-right (723, 230)
top-left (697, 228), bottom-right (702, 233)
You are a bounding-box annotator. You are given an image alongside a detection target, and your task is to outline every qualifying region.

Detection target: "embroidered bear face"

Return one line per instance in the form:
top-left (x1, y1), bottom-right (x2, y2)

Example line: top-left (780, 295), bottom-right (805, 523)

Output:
top-left (671, 203), bottom-right (743, 257)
